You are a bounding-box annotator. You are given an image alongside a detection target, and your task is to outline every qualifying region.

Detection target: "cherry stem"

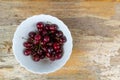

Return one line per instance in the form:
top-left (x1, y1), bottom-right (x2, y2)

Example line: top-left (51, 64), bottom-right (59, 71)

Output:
top-left (22, 37), bottom-right (27, 40)
top-left (46, 21), bottom-right (52, 24)
top-left (39, 43), bottom-right (41, 49)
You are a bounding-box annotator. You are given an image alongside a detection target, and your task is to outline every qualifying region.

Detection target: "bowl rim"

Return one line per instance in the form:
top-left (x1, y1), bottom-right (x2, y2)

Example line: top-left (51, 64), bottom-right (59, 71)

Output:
top-left (12, 14), bottom-right (73, 74)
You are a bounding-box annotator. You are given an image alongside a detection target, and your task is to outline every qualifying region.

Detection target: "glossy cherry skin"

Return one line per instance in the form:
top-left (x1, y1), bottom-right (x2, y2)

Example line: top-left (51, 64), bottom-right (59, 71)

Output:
top-left (55, 53), bottom-right (62, 59)
top-left (23, 42), bottom-right (32, 48)
top-left (29, 32), bottom-right (36, 38)
top-left (40, 54), bottom-right (46, 59)
top-left (47, 47), bottom-right (54, 53)
top-left (37, 50), bottom-right (43, 55)
top-left (33, 40), bottom-right (39, 45)
top-left (49, 24), bottom-right (57, 31)
top-left (45, 24), bottom-right (50, 31)
top-left (43, 36), bottom-right (50, 43)
top-left (55, 31), bottom-right (63, 37)
top-left (36, 22), bottom-right (44, 29)
top-left (24, 49), bottom-right (32, 56)
top-left (53, 43), bottom-right (60, 50)
top-left (34, 34), bottom-right (41, 41)
top-left (46, 52), bottom-right (51, 58)
top-left (32, 54), bottom-right (40, 62)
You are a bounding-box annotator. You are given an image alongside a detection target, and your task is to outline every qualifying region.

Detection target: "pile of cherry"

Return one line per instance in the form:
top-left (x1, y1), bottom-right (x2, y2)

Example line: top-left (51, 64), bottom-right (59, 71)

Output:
top-left (23, 22), bottom-right (66, 62)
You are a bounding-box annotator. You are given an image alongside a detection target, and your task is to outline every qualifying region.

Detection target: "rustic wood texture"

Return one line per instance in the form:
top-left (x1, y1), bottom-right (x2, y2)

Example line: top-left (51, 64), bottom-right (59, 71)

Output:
top-left (0, 0), bottom-right (120, 80)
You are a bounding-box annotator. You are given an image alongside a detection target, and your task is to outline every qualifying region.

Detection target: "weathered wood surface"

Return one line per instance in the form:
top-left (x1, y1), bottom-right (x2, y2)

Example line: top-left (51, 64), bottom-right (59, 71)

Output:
top-left (0, 0), bottom-right (120, 80)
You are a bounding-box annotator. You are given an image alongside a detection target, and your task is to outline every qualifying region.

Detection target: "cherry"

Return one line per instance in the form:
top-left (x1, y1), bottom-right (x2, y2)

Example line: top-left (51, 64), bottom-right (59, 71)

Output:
top-left (50, 54), bottom-right (55, 61)
top-left (43, 36), bottom-right (50, 43)
top-left (50, 58), bottom-right (55, 61)
top-left (55, 53), bottom-right (62, 59)
top-left (33, 40), bottom-right (39, 45)
top-left (42, 30), bottom-right (47, 36)
top-left (59, 36), bottom-right (67, 44)
top-left (23, 42), bottom-right (32, 48)
top-left (42, 46), bottom-right (48, 52)
top-left (50, 30), bottom-right (55, 34)
top-left (38, 28), bottom-right (43, 32)
top-left (27, 38), bottom-right (33, 43)
top-left (34, 34), bottom-right (41, 41)
top-left (29, 32), bottom-right (36, 38)
top-left (37, 50), bottom-right (43, 55)
top-left (49, 24), bottom-right (57, 31)
top-left (31, 52), bottom-right (37, 56)
top-left (36, 22), bottom-right (44, 29)
top-left (47, 42), bottom-right (53, 46)
top-left (47, 47), bottom-right (54, 53)
top-left (40, 53), bottom-right (46, 59)
top-left (40, 41), bottom-right (46, 46)
top-left (55, 31), bottom-right (63, 37)
top-left (46, 52), bottom-right (51, 58)
top-left (24, 49), bottom-right (31, 56)
top-left (53, 43), bottom-right (60, 50)
top-left (45, 24), bottom-right (50, 30)
top-left (32, 54), bottom-right (40, 62)
top-left (56, 49), bottom-right (62, 53)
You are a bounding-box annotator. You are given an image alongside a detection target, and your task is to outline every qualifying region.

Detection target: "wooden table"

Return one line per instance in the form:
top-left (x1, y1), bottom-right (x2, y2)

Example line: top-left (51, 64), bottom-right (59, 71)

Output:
top-left (0, 0), bottom-right (120, 80)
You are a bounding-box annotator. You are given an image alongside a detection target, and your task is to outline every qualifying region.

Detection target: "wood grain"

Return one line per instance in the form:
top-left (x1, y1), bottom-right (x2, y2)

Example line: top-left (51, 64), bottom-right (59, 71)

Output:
top-left (0, 0), bottom-right (120, 80)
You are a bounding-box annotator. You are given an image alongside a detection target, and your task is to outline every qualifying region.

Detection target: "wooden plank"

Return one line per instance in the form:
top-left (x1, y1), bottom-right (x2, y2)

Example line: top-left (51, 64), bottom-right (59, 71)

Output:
top-left (0, 0), bottom-right (120, 80)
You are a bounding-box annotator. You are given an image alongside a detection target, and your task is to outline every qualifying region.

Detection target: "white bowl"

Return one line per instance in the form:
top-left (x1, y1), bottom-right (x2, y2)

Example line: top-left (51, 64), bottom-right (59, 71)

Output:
top-left (12, 14), bottom-right (73, 74)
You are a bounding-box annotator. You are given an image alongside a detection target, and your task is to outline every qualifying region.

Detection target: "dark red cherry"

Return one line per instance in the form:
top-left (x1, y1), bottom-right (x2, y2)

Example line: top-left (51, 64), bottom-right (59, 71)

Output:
top-left (24, 49), bottom-right (31, 56)
top-left (36, 22), bottom-right (44, 29)
top-left (23, 42), bottom-right (32, 48)
top-left (56, 49), bottom-right (62, 53)
top-left (27, 38), bottom-right (33, 43)
top-left (43, 36), bottom-right (50, 43)
top-left (40, 54), bottom-right (46, 59)
top-left (50, 54), bottom-right (55, 61)
top-left (42, 46), bottom-right (48, 52)
top-left (59, 36), bottom-right (67, 44)
top-left (45, 24), bottom-right (50, 30)
top-left (50, 30), bottom-right (55, 33)
top-left (55, 31), bottom-right (63, 37)
top-left (31, 52), bottom-right (37, 56)
top-left (33, 40), bottom-right (39, 45)
top-left (32, 54), bottom-right (40, 62)
top-left (38, 28), bottom-right (43, 32)
top-left (47, 47), bottom-right (54, 53)
top-left (40, 41), bottom-right (46, 46)
top-left (55, 53), bottom-right (62, 59)
top-left (46, 52), bottom-right (51, 58)
top-left (29, 32), bottom-right (36, 38)
top-left (42, 30), bottom-right (47, 36)
top-left (37, 50), bottom-right (43, 55)
top-left (34, 34), bottom-right (41, 41)
top-left (49, 24), bottom-right (57, 31)
top-left (47, 42), bottom-right (53, 46)
top-left (53, 43), bottom-right (60, 50)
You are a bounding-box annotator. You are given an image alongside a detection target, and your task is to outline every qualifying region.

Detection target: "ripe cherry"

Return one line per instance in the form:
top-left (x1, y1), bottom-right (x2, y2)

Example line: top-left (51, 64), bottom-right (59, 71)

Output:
top-left (53, 43), bottom-right (60, 50)
top-left (34, 34), bottom-right (41, 41)
top-left (24, 49), bottom-right (32, 56)
top-left (36, 22), bottom-right (44, 29)
top-left (46, 52), bottom-right (51, 58)
top-left (29, 32), bottom-right (36, 38)
top-left (49, 24), bottom-right (57, 31)
top-left (23, 42), bottom-right (32, 48)
top-left (43, 36), bottom-right (50, 43)
top-left (55, 31), bottom-right (63, 37)
top-left (32, 54), bottom-right (40, 62)
top-left (55, 53), bottom-right (62, 59)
